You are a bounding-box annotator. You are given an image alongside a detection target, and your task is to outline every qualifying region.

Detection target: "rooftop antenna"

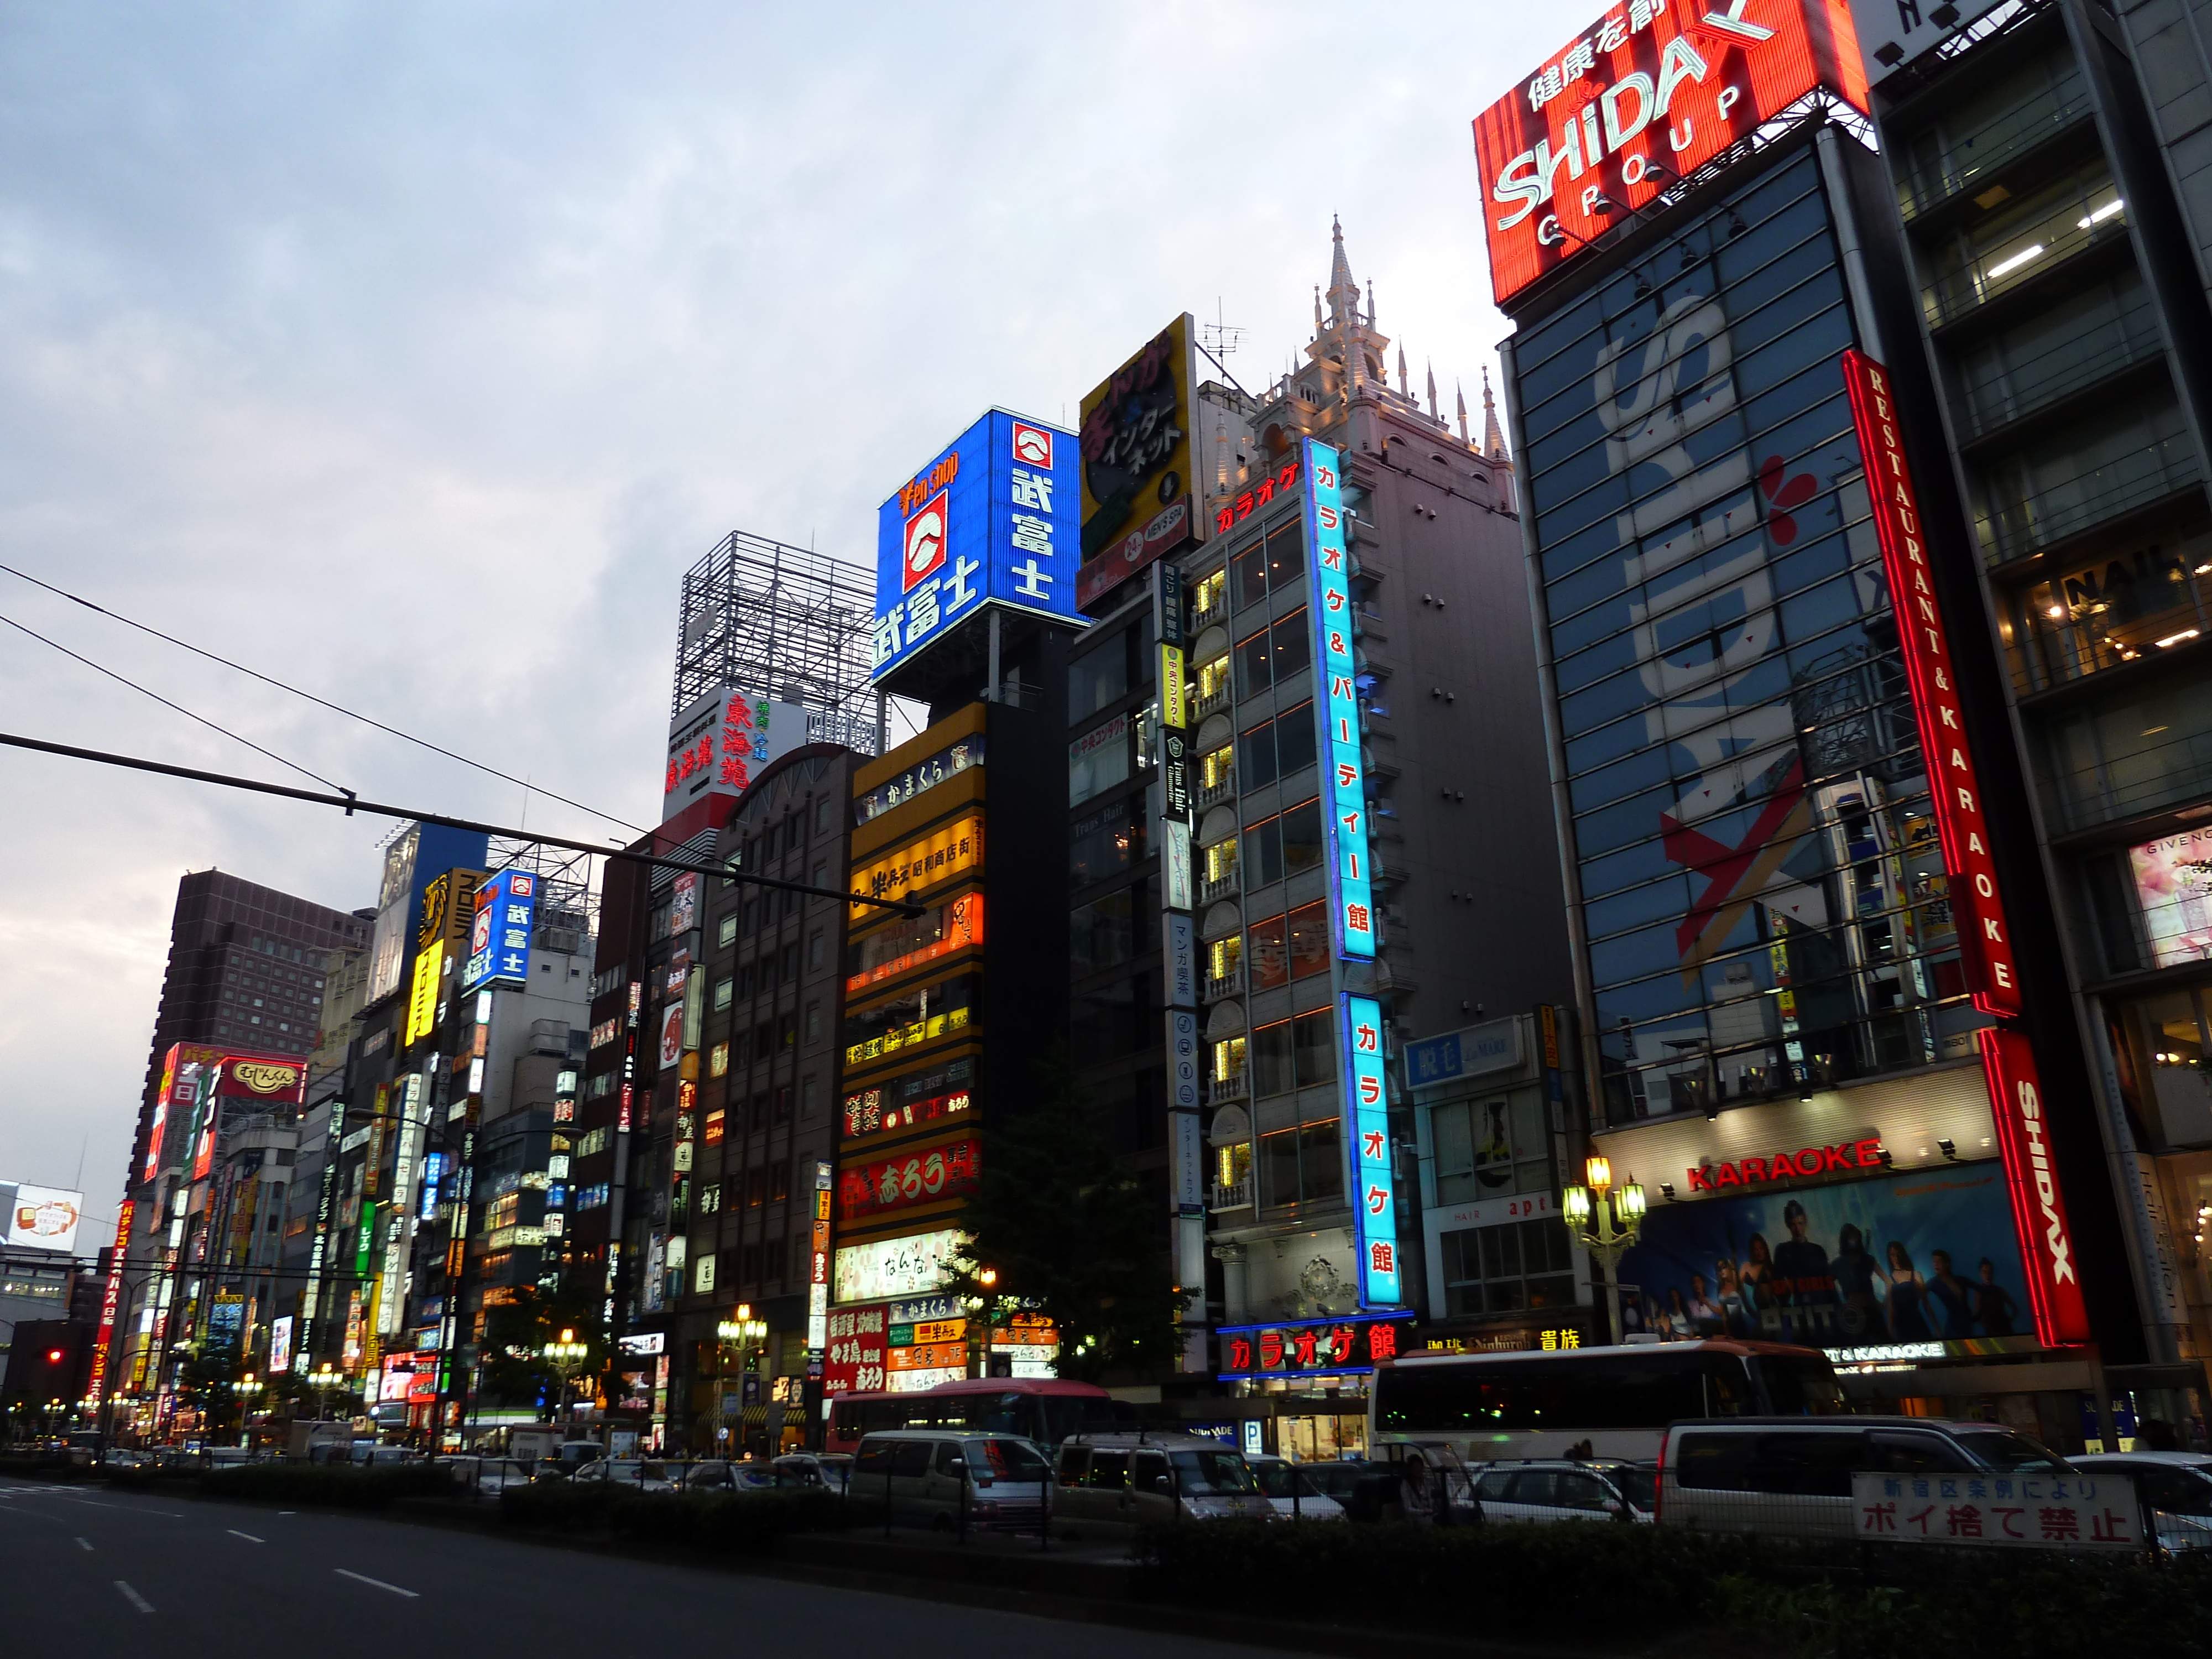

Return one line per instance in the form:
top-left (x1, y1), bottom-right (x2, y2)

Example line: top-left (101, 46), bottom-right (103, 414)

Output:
top-left (1199, 295), bottom-right (1245, 363)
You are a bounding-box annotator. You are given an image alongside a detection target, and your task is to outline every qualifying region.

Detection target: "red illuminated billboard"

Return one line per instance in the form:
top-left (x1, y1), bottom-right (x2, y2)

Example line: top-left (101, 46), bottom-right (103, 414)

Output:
top-left (1472, 0), bottom-right (1868, 304)
top-left (1979, 1028), bottom-right (2093, 1347)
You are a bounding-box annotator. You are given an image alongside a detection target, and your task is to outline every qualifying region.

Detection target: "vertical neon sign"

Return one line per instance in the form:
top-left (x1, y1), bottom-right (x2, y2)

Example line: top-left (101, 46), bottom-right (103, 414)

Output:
top-left (1303, 437), bottom-right (1375, 960)
top-left (1345, 994), bottom-right (1400, 1306)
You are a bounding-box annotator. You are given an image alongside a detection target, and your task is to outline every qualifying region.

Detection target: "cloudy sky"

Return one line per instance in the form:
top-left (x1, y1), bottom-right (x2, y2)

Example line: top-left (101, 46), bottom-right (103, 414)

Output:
top-left (0, 2), bottom-right (1560, 1232)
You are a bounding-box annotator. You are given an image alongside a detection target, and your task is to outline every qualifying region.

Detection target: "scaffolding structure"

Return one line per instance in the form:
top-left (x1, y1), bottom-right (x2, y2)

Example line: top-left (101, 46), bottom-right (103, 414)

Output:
top-left (672, 530), bottom-right (884, 755)
top-left (484, 836), bottom-right (599, 941)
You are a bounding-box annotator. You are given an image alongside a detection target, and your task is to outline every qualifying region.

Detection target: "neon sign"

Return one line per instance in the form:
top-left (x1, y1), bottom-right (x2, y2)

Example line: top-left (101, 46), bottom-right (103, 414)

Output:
top-left (1345, 993), bottom-right (1401, 1306)
top-left (1302, 437), bottom-right (1374, 961)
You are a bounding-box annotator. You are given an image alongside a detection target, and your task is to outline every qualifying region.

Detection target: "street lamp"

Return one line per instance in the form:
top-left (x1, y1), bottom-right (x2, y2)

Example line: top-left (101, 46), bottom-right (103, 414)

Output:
top-left (307, 1366), bottom-right (345, 1422)
top-left (1561, 1154), bottom-right (1647, 1345)
top-left (541, 1328), bottom-right (590, 1422)
top-left (716, 1307), bottom-right (769, 1453)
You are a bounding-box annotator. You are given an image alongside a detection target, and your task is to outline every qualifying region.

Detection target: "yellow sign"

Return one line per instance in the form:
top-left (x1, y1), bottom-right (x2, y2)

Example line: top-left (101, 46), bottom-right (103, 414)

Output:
top-left (229, 1059), bottom-right (301, 1095)
top-left (1160, 644), bottom-right (1187, 729)
top-left (911, 1318), bottom-right (967, 1345)
top-left (1078, 314), bottom-right (1202, 562)
top-left (851, 816), bottom-right (983, 916)
top-left (405, 941), bottom-right (444, 1046)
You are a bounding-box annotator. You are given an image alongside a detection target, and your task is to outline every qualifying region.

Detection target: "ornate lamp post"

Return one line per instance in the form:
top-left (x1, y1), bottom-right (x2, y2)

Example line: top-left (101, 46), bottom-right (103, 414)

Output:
top-left (541, 1328), bottom-right (590, 1423)
top-left (1561, 1155), bottom-right (1647, 1345)
top-left (716, 1306), bottom-right (768, 1453)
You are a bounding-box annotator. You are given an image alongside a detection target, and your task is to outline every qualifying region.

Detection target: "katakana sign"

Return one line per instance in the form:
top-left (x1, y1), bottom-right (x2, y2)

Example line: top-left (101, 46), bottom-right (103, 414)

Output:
top-left (1303, 436), bottom-right (1374, 961)
top-left (872, 409), bottom-right (1082, 685)
top-left (1217, 1312), bottom-right (1420, 1378)
top-left (1345, 991), bottom-right (1402, 1307)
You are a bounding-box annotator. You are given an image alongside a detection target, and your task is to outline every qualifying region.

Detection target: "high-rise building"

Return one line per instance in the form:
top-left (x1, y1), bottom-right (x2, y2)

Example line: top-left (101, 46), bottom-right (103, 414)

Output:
top-left (1068, 229), bottom-right (1572, 1438)
top-left (1855, 0), bottom-right (2212, 1427)
top-left (1484, 0), bottom-right (2167, 1446)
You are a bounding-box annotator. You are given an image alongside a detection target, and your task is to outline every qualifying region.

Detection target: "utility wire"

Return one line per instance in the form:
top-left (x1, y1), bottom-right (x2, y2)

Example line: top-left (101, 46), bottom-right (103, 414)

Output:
top-left (0, 728), bottom-right (925, 915)
top-left (0, 610), bottom-right (345, 794)
top-left (0, 560), bottom-right (650, 836)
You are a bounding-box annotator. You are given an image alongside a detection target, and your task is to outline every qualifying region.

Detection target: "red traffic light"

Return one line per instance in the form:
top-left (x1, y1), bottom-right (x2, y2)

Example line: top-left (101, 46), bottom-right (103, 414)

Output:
top-left (47, 1349), bottom-right (64, 1364)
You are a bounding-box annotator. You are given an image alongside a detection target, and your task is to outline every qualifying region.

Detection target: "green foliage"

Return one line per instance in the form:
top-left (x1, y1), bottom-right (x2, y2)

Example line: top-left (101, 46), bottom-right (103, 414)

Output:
top-left (936, 1048), bottom-right (1184, 1384)
top-left (498, 1480), bottom-right (843, 1549)
top-left (1135, 1520), bottom-right (2212, 1658)
top-left (476, 1272), bottom-right (608, 1407)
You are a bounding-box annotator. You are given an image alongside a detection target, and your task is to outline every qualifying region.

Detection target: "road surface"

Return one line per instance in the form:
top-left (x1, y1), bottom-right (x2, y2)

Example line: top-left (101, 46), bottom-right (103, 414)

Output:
top-left (0, 1477), bottom-right (1251, 1659)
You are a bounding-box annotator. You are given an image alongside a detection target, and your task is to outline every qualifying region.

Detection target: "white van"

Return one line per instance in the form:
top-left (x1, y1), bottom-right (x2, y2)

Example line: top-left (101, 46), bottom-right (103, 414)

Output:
top-left (851, 1431), bottom-right (1052, 1531)
top-left (1658, 1416), bottom-right (2074, 1539)
top-left (1052, 1433), bottom-right (1274, 1530)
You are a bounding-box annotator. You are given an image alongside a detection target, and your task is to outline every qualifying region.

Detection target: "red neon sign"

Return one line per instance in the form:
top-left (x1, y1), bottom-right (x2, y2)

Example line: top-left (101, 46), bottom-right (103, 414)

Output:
top-left (1979, 1028), bottom-right (2091, 1345)
top-left (1686, 1136), bottom-right (1882, 1191)
top-left (1472, 0), bottom-right (1867, 304)
top-left (85, 1199), bottom-right (134, 1405)
top-left (1841, 348), bottom-right (2021, 1017)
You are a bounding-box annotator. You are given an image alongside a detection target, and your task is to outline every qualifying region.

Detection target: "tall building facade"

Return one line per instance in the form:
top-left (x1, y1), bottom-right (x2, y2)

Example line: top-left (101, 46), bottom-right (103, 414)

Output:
top-left (1483, 0), bottom-right (2168, 1447)
top-left (1856, 0), bottom-right (2212, 1429)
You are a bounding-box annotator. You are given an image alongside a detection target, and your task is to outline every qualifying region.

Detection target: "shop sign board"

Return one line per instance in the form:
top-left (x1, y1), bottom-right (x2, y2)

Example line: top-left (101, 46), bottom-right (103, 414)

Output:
top-left (1688, 1135), bottom-right (1885, 1191)
top-left (823, 1302), bottom-right (889, 1397)
top-left (1302, 437), bottom-right (1375, 961)
top-left (463, 867), bottom-right (537, 992)
top-left (807, 1161), bottom-right (832, 1369)
top-left (85, 1198), bottom-right (133, 1403)
top-left (1344, 993), bottom-right (1402, 1307)
top-left (1076, 314), bottom-right (1203, 586)
top-left (1404, 1018), bottom-right (1524, 1089)
top-left (1216, 1313), bottom-right (1420, 1379)
top-left (1620, 1158), bottom-right (2038, 1350)
top-left (1850, 1471), bottom-right (2140, 1549)
top-left (833, 1227), bottom-right (963, 1303)
top-left (1841, 349), bottom-right (2020, 1016)
top-left (850, 816), bottom-right (984, 917)
top-left (664, 684), bottom-right (806, 818)
top-left (837, 1136), bottom-right (980, 1223)
top-left (1978, 1027), bottom-right (2092, 1346)
top-left (1471, 0), bottom-right (1869, 302)
top-left (873, 409), bottom-right (1082, 684)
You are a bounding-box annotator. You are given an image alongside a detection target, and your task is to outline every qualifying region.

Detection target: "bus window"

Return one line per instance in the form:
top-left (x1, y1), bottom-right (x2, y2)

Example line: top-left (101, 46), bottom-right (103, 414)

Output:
top-left (1756, 1353), bottom-right (1846, 1416)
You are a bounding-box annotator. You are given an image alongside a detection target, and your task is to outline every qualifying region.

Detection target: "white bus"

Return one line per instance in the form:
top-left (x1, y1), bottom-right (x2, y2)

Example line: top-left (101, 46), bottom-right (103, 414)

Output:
top-left (1370, 1340), bottom-right (1846, 1464)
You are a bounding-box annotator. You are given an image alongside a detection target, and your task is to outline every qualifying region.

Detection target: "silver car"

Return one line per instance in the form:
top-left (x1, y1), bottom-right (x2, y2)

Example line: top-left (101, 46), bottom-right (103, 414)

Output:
top-left (1052, 1434), bottom-right (1274, 1529)
top-left (1469, 1459), bottom-right (1655, 1525)
top-left (2072, 1452), bottom-right (2212, 1553)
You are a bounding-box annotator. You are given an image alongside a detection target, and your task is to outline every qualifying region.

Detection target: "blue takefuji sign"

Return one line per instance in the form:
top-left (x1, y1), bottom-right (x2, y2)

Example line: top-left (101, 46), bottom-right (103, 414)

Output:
top-left (463, 868), bottom-right (537, 993)
top-left (872, 409), bottom-right (1082, 684)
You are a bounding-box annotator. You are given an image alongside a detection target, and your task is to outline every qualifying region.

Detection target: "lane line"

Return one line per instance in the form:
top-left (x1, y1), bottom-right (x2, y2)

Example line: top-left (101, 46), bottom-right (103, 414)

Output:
top-left (228, 1529), bottom-right (264, 1543)
top-left (335, 1568), bottom-right (419, 1599)
top-left (76, 1536), bottom-right (93, 1551)
top-left (114, 1580), bottom-right (154, 1613)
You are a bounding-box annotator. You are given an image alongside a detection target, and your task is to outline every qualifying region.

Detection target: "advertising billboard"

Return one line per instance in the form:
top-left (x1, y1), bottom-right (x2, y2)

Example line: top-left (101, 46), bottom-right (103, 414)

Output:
top-left (2127, 827), bottom-right (2212, 969)
top-left (404, 940), bottom-right (445, 1047)
top-left (832, 1226), bottom-right (963, 1303)
top-left (1619, 1160), bottom-right (2034, 1352)
top-left (1344, 995), bottom-right (1402, 1307)
top-left (838, 1135), bottom-right (980, 1223)
top-left (462, 867), bottom-right (539, 993)
top-left (2, 1182), bottom-right (83, 1254)
top-left (1075, 314), bottom-right (1204, 605)
top-left (1471, 0), bottom-right (1869, 304)
top-left (85, 1198), bottom-right (132, 1404)
top-left (1979, 1027), bottom-right (2093, 1346)
top-left (823, 1301), bottom-right (889, 1397)
top-left (872, 409), bottom-right (1081, 685)
top-left (665, 684), bottom-right (809, 822)
top-left (366, 822), bottom-right (493, 1005)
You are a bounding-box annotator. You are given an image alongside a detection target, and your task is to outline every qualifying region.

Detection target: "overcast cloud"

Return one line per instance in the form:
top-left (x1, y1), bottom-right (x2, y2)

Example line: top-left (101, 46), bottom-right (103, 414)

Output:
top-left (0, 2), bottom-right (1557, 1230)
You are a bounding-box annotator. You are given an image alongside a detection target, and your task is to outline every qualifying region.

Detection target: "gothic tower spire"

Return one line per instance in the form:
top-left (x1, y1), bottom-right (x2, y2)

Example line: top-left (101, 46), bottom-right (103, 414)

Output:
top-left (1482, 369), bottom-right (1507, 461)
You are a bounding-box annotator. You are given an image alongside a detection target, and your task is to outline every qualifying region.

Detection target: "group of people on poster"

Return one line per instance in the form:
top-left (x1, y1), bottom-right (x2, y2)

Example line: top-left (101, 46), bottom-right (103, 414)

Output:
top-left (1625, 1186), bottom-right (2025, 1348)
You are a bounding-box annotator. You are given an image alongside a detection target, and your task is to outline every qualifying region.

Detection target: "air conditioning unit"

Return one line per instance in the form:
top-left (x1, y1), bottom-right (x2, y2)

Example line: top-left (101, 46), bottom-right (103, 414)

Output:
top-left (538, 927), bottom-right (583, 956)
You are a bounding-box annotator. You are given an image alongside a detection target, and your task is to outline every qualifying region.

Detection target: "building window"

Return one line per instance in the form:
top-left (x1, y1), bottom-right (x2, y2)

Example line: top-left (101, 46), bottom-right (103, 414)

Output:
top-left (1438, 1218), bottom-right (1577, 1318)
top-left (800, 1076), bottom-right (817, 1117)
top-left (775, 1086), bottom-right (792, 1123)
top-left (1243, 799), bottom-right (1325, 886)
top-left (1235, 607), bottom-right (1312, 697)
top-left (1231, 522), bottom-right (1306, 611)
top-left (1212, 1035), bottom-right (1246, 1083)
top-left (719, 914), bottom-right (738, 948)
top-left (806, 1001), bottom-right (821, 1041)
top-left (1430, 1092), bottom-right (1551, 1204)
top-left (1239, 703), bottom-right (1317, 793)
top-left (710, 1042), bottom-right (729, 1077)
top-left (809, 930), bottom-right (825, 969)
top-left (1207, 934), bottom-right (1242, 982)
top-left (1259, 1119), bottom-right (1343, 1209)
top-left (1191, 566), bottom-right (1227, 616)
top-left (714, 978), bottom-right (733, 1011)
top-left (1249, 1010), bottom-right (1334, 1097)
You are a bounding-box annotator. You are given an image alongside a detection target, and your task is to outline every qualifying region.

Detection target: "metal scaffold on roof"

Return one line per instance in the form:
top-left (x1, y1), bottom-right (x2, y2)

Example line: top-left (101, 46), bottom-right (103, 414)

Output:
top-left (672, 530), bottom-right (884, 755)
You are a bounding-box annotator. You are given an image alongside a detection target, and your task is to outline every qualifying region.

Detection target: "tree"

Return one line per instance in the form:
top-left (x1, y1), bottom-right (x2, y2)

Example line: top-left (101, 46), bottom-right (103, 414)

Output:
top-left (474, 1271), bottom-right (606, 1408)
top-left (940, 1050), bottom-right (1185, 1384)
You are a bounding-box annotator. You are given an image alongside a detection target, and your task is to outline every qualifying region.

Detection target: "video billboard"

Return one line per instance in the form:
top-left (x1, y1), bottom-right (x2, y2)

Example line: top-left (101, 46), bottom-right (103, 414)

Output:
top-left (872, 409), bottom-right (1081, 685)
top-left (1472, 0), bottom-right (1868, 303)
top-left (1619, 1161), bottom-right (2032, 1351)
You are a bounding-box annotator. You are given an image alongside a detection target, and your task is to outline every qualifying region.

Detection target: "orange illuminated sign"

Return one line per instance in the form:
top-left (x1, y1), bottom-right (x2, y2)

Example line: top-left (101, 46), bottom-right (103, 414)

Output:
top-left (1472, 0), bottom-right (1867, 304)
top-left (850, 816), bottom-right (983, 916)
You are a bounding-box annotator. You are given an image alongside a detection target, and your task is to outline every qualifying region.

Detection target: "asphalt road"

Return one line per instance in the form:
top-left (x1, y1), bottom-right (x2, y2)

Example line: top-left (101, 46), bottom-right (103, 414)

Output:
top-left (0, 1478), bottom-right (1253, 1659)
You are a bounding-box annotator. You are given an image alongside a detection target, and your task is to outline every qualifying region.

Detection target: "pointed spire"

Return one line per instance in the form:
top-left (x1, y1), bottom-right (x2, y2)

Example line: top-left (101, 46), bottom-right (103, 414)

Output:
top-left (1456, 380), bottom-right (1470, 445)
top-left (1326, 215), bottom-right (1359, 328)
top-left (1397, 343), bottom-right (1409, 397)
top-left (1482, 368), bottom-right (1507, 462)
top-left (1313, 285), bottom-right (1324, 340)
top-left (1366, 279), bottom-right (1376, 327)
top-left (1426, 359), bottom-right (1439, 422)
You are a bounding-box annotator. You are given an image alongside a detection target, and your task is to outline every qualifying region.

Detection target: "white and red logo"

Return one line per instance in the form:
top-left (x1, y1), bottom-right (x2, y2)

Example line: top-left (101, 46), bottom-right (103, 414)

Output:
top-left (1011, 422), bottom-right (1053, 468)
top-left (902, 488), bottom-right (949, 591)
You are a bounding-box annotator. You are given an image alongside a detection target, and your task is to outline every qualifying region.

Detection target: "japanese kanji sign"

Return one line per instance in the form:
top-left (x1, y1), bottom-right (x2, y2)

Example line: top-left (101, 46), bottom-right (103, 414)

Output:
top-left (1850, 1472), bottom-right (2140, 1550)
top-left (1344, 991), bottom-right (1403, 1307)
top-left (1302, 436), bottom-right (1375, 962)
top-left (873, 409), bottom-right (1082, 685)
top-left (462, 867), bottom-right (537, 993)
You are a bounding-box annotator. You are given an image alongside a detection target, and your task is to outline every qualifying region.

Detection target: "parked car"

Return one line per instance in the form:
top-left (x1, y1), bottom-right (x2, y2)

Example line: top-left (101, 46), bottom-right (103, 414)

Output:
top-left (1245, 1455), bottom-right (1348, 1521)
top-left (98, 1448), bottom-right (148, 1470)
top-left (1658, 1417), bottom-right (2075, 1538)
top-left (1052, 1433), bottom-right (1274, 1530)
top-left (437, 1455), bottom-right (534, 1496)
top-left (1469, 1459), bottom-right (1655, 1525)
top-left (773, 1452), bottom-right (853, 1494)
top-left (683, 1459), bottom-right (784, 1493)
top-left (2073, 1452), bottom-right (2212, 1553)
top-left (852, 1431), bottom-right (1052, 1531)
top-left (571, 1458), bottom-right (676, 1493)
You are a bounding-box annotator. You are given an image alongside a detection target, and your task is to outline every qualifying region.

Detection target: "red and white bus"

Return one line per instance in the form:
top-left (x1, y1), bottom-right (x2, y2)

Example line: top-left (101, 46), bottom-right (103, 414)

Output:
top-left (826, 1377), bottom-right (1136, 1455)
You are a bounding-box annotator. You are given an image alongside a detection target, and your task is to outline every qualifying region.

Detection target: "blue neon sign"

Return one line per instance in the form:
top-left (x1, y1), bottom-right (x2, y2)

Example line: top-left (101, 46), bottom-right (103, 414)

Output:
top-left (871, 409), bottom-right (1082, 685)
top-left (1302, 437), bottom-right (1375, 960)
top-left (1344, 992), bottom-right (1401, 1307)
top-left (463, 868), bottom-right (537, 993)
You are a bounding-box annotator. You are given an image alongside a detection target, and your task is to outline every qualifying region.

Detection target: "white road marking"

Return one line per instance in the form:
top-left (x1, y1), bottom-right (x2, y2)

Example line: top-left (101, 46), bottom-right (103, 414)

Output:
top-left (114, 1580), bottom-right (154, 1613)
top-left (227, 1529), bottom-right (264, 1543)
top-left (276, 1510), bottom-right (295, 1515)
top-left (335, 1568), bottom-right (419, 1599)
top-left (76, 1537), bottom-right (93, 1551)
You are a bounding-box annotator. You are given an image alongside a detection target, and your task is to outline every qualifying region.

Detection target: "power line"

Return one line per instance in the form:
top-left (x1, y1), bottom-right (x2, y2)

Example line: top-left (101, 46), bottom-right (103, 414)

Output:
top-left (0, 611), bottom-right (345, 794)
top-left (0, 728), bottom-right (925, 915)
top-left (0, 560), bottom-right (650, 837)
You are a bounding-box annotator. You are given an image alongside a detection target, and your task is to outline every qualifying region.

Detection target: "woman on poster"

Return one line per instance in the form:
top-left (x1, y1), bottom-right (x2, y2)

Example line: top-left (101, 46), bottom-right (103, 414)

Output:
top-left (1884, 1241), bottom-right (1933, 1340)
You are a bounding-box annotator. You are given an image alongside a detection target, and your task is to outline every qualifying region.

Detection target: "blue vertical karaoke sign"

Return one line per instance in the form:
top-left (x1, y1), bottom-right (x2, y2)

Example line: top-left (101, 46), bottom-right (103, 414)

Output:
top-left (1302, 437), bottom-right (1375, 961)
